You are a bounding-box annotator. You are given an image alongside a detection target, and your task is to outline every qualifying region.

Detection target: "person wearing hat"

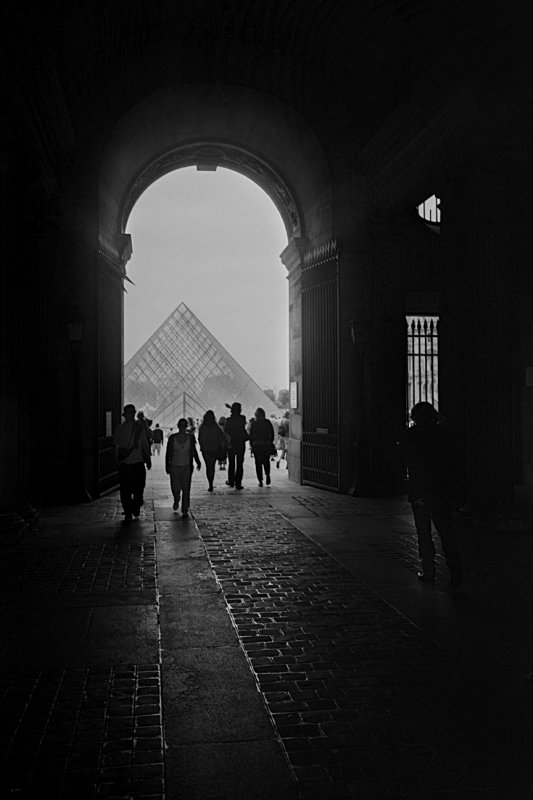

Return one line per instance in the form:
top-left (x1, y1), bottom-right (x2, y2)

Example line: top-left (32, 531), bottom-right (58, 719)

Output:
top-left (165, 418), bottom-right (201, 517)
top-left (113, 404), bottom-right (152, 521)
top-left (224, 401), bottom-right (249, 489)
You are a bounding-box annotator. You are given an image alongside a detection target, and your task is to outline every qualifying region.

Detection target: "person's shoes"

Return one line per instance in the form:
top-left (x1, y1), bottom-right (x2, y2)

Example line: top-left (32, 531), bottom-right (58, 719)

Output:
top-left (208, 485), bottom-right (213, 492)
top-left (225, 481), bottom-right (234, 487)
top-left (124, 513), bottom-right (133, 522)
top-left (235, 485), bottom-right (243, 490)
top-left (450, 572), bottom-right (463, 588)
top-left (417, 570), bottom-right (435, 584)
top-left (182, 510), bottom-right (189, 518)
top-left (266, 475), bottom-right (271, 485)
top-left (258, 481), bottom-right (263, 487)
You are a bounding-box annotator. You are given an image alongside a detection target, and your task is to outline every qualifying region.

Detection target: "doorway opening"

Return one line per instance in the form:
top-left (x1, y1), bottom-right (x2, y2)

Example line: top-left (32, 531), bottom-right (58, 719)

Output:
top-left (123, 166), bottom-right (289, 435)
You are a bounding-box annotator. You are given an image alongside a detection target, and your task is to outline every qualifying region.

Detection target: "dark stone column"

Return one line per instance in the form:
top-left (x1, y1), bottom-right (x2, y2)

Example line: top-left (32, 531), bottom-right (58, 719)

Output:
top-left (0, 130), bottom-right (39, 541)
top-left (441, 161), bottom-right (516, 506)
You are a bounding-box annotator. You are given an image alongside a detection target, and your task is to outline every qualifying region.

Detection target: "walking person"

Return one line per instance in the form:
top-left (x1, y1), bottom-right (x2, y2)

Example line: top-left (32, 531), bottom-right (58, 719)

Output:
top-left (165, 418), bottom-right (201, 518)
top-left (249, 407), bottom-right (275, 487)
top-left (406, 401), bottom-right (463, 587)
top-left (151, 423), bottom-right (164, 456)
top-left (224, 402), bottom-right (248, 490)
top-left (276, 411), bottom-right (289, 468)
top-left (198, 410), bottom-right (227, 492)
top-left (217, 416), bottom-right (228, 470)
top-left (114, 404), bottom-right (152, 521)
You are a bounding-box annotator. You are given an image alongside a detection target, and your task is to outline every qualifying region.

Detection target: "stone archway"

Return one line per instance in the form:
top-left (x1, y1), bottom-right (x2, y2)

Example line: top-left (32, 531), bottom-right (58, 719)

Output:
top-left (96, 84), bottom-right (332, 494)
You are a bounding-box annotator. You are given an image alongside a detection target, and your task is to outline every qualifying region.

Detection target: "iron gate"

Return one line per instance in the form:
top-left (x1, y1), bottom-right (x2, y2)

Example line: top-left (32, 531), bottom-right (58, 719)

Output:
top-left (406, 315), bottom-right (439, 421)
top-left (301, 240), bottom-right (340, 489)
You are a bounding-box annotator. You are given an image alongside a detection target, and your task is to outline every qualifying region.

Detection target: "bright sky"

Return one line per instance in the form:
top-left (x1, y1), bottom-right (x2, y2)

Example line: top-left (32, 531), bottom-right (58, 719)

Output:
top-left (124, 167), bottom-right (289, 391)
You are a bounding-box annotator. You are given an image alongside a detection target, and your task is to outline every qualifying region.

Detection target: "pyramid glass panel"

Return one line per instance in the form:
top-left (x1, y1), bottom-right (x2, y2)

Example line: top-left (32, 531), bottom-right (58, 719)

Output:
top-left (124, 302), bottom-right (281, 428)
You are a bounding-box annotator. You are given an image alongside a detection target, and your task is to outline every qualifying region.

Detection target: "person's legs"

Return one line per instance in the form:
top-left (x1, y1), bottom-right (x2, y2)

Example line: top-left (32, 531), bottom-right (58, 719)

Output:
top-left (254, 453), bottom-right (263, 485)
top-left (235, 447), bottom-right (245, 488)
top-left (412, 500), bottom-right (436, 580)
top-left (119, 464), bottom-right (133, 518)
top-left (179, 466), bottom-right (192, 514)
top-left (131, 463), bottom-right (146, 516)
top-left (170, 466), bottom-right (182, 510)
top-left (227, 450), bottom-right (236, 486)
top-left (204, 454), bottom-right (216, 489)
top-left (433, 503), bottom-right (462, 585)
top-left (263, 451), bottom-right (271, 484)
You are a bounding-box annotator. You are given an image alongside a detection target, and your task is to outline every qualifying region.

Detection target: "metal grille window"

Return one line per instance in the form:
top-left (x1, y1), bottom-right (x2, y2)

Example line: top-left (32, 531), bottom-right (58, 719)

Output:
top-left (406, 315), bottom-right (439, 422)
top-left (417, 195), bottom-right (441, 223)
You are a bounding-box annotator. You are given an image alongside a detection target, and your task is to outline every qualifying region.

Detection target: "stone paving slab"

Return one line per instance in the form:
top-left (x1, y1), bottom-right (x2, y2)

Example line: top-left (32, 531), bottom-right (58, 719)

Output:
top-left (165, 740), bottom-right (297, 800)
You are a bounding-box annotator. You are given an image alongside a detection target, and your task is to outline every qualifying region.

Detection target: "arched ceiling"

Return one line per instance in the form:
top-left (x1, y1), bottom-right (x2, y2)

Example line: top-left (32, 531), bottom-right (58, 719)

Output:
top-left (4, 0), bottom-right (501, 153)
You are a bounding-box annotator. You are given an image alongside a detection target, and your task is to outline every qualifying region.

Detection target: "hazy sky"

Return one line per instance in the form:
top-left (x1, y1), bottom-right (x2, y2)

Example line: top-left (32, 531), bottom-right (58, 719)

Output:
top-left (125, 167), bottom-right (289, 391)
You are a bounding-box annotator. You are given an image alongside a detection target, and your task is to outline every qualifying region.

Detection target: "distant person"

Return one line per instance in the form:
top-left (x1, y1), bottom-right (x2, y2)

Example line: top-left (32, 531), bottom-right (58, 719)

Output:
top-left (137, 411), bottom-right (153, 448)
top-left (276, 411), bottom-right (289, 469)
top-left (406, 401), bottom-right (463, 587)
top-left (165, 418), bottom-right (201, 518)
top-left (198, 410), bottom-right (228, 492)
top-left (224, 402), bottom-right (249, 489)
top-left (113, 404), bottom-right (152, 521)
top-left (151, 423), bottom-right (164, 456)
top-left (186, 416), bottom-right (196, 435)
top-left (217, 416), bottom-right (228, 470)
top-left (249, 407), bottom-right (275, 487)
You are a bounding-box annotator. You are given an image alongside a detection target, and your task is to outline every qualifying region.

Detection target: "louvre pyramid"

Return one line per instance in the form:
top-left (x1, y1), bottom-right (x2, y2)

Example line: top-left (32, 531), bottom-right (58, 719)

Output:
top-left (124, 302), bottom-right (280, 428)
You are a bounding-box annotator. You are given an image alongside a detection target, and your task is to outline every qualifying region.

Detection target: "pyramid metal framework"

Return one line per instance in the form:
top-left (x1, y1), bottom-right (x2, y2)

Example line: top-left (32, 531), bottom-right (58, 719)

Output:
top-left (124, 302), bottom-right (280, 428)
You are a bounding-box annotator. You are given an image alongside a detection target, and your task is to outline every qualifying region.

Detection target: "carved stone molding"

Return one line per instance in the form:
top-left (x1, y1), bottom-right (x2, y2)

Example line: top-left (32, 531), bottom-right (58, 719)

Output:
top-left (122, 142), bottom-right (302, 239)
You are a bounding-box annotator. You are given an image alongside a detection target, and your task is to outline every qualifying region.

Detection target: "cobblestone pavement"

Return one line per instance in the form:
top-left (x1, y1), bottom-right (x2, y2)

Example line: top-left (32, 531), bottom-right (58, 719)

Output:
top-left (191, 493), bottom-right (532, 799)
top-left (1, 461), bottom-right (532, 798)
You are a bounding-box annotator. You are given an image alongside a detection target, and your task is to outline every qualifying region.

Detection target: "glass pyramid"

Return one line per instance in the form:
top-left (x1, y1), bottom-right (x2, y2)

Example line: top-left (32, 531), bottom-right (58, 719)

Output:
top-left (124, 302), bottom-right (280, 428)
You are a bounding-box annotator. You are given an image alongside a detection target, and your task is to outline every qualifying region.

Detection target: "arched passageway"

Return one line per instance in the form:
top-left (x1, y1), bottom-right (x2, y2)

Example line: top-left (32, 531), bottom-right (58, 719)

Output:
top-left (96, 84), bottom-right (342, 497)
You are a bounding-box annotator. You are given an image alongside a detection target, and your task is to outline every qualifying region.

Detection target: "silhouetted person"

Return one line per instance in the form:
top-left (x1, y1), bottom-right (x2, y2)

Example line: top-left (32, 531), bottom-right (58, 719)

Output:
top-left (151, 423), bottom-right (164, 456)
top-left (114, 404), bottom-right (152, 521)
top-left (198, 410), bottom-right (227, 492)
top-left (136, 410), bottom-right (153, 446)
top-left (249, 407), bottom-right (275, 487)
top-left (224, 402), bottom-right (249, 489)
top-left (165, 418), bottom-right (201, 518)
top-left (217, 416), bottom-right (228, 470)
top-left (276, 411), bottom-right (289, 469)
top-left (406, 401), bottom-right (463, 587)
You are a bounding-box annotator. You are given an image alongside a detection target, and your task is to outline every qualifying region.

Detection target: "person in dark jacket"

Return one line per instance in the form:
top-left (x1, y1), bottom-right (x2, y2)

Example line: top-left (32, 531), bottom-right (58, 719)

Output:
top-left (249, 407), bottom-right (275, 487)
top-left (151, 423), bottom-right (164, 456)
top-left (198, 410), bottom-right (227, 492)
top-left (406, 401), bottom-right (463, 587)
top-left (165, 418), bottom-right (201, 517)
top-left (224, 402), bottom-right (249, 489)
top-left (113, 404), bottom-right (152, 521)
